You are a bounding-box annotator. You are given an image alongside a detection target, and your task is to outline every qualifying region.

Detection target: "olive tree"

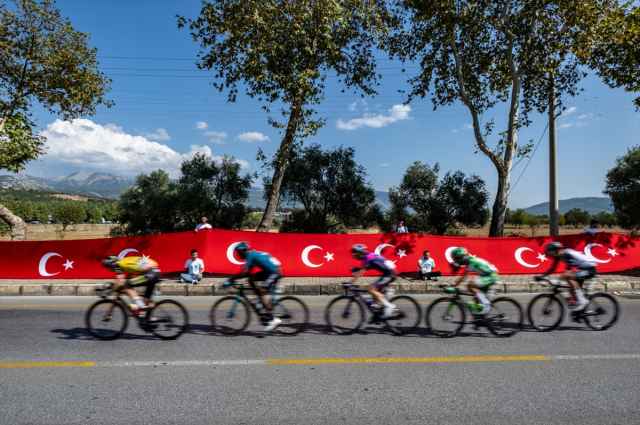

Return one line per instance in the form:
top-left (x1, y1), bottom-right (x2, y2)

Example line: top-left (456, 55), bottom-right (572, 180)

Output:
top-left (603, 145), bottom-right (640, 234)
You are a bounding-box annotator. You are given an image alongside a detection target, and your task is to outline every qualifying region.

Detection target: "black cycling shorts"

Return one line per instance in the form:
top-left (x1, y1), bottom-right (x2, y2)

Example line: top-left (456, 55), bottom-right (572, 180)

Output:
top-left (127, 269), bottom-right (161, 299)
top-left (372, 270), bottom-right (397, 291)
top-left (573, 267), bottom-right (596, 284)
top-left (253, 270), bottom-right (282, 290)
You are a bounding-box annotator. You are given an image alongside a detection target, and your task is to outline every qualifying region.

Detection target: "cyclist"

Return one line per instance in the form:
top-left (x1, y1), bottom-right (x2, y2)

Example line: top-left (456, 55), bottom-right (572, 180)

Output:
top-left (223, 242), bottom-right (283, 331)
top-left (103, 255), bottom-right (161, 315)
top-left (535, 241), bottom-right (596, 311)
top-left (450, 247), bottom-right (499, 315)
top-left (349, 244), bottom-right (397, 318)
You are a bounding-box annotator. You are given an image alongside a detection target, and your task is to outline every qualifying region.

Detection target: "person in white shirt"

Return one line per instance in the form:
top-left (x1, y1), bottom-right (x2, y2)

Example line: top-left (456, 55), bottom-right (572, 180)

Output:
top-left (417, 250), bottom-right (441, 281)
top-left (194, 215), bottom-right (213, 233)
top-left (392, 220), bottom-right (409, 233)
top-left (181, 249), bottom-right (205, 285)
top-left (582, 220), bottom-right (599, 234)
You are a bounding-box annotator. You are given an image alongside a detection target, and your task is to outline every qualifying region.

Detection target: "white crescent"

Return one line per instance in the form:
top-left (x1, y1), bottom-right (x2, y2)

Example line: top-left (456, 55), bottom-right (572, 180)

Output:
top-left (302, 245), bottom-right (323, 268)
top-left (374, 244), bottom-right (397, 263)
top-left (39, 253), bottom-right (62, 276)
top-left (445, 247), bottom-right (457, 264)
top-left (226, 242), bottom-right (246, 265)
top-left (117, 248), bottom-right (139, 260)
top-left (584, 243), bottom-right (611, 263)
top-left (515, 247), bottom-right (540, 268)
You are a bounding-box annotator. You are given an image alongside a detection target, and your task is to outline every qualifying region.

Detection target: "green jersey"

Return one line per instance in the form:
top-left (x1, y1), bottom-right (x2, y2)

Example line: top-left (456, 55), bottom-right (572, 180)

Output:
top-left (466, 256), bottom-right (498, 276)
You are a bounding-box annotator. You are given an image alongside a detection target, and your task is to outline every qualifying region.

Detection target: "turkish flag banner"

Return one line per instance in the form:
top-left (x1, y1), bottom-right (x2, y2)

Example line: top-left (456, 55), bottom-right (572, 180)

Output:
top-left (0, 230), bottom-right (637, 279)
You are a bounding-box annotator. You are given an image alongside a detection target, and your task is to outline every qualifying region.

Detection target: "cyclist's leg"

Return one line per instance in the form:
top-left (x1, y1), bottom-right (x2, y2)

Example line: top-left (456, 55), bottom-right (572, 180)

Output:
top-left (248, 271), bottom-right (273, 314)
top-left (469, 275), bottom-right (496, 312)
top-left (368, 274), bottom-right (396, 317)
top-left (123, 279), bottom-right (146, 309)
top-left (259, 270), bottom-right (282, 311)
top-left (141, 270), bottom-right (160, 309)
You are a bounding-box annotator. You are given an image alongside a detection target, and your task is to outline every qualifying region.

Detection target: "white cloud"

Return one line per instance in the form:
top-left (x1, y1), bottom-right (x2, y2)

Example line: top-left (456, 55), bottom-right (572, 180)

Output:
top-left (564, 106), bottom-right (578, 115)
top-left (235, 132), bottom-right (270, 142)
top-left (41, 119), bottom-right (249, 177)
top-left (336, 104), bottom-right (412, 130)
top-left (381, 163), bottom-right (391, 167)
top-left (578, 114), bottom-right (587, 119)
top-left (348, 99), bottom-right (368, 112)
top-left (451, 129), bottom-right (459, 133)
top-left (204, 131), bottom-right (228, 145)
top-left (143, 128), bottom-right (171, 141)
top-left (195, 121), bottom-right (209, 130)
top-left (463, 123), bottom-right (473, 130)
top-left (558, 123), bottom-right (572, 129)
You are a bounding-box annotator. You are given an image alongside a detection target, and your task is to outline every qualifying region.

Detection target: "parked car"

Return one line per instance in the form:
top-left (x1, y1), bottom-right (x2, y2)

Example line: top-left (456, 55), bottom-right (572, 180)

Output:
top-left (29, 221), bottom-right (40, 224)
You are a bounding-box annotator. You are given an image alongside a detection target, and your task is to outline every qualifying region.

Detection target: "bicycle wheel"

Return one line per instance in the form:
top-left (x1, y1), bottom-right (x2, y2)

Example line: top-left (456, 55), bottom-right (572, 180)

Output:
top-left (272, 296), bottom-right (309, 336)
top-left (486, 297), bottom-right (523, 337)
top-left (210, 296), bottom-right (251, 336)
top-left (325, 295), bottom-right (364, 335)
top-left (527, 294), bottom-right (564, 332)
top-left (86, 299), bottom-right (128, 341)
top-left (584, 293), bottom-right (619, 330)
top-left (149, 300), bottom-right (189, 340)
top-left (426, 298), bottom-right (465, 337)
top-left (384, 295), bottom-right (421, 335)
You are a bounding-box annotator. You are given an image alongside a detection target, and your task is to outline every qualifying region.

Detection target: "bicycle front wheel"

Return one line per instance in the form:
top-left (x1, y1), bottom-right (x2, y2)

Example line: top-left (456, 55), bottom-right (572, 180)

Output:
top-left (273, 296), bottom-right (309, 336)
top-left (426, 298), bottom-right (465, 337)
top-left (86, 299), bottom-right (128, 341)
top-left (325, 295), bottom-right (364, 335)
top-left (584, 293), bottom-right (619, 330)
top-left (486, 297), bottom-right (523, 337)
top-left (527, 294), bottom-right (564, 332)
top-left (210, 296), bottom-right (251, 336)
top-left (384, 295), bottom-right (421, 335)
top-left (149, 300), bottom-right (189, 340)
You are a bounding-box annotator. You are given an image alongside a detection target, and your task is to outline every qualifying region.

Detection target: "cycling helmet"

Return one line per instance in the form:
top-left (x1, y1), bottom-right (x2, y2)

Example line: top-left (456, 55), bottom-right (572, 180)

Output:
top-left (451, 247), bottom-right (468, 259)
top-left (235, 241), bottom-right (250, 259)
top-left (545, 241), bottom-right (564, 254)
top-left (103, 255), bottom-right (118, 270)
top-left (351, 244), bottom-right (367, 257)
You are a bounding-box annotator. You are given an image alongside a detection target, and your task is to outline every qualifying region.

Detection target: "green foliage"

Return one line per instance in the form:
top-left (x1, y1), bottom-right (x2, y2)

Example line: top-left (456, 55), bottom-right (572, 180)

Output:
top-left (592, 211), bottom-right (617, 229)
top-left (102, 203), bottom-right (118, 222)
top-left (53, 203), bottom-right (86, 231)
top-left (564, 208), bottom-right (591, 229)
top-left (111, 154), bottom-right (253, 236)
top-left (13, 200), bottom-right (32, 221)
top-left (274, 144), bottom-right (382, 233)
top-left (87, 206), bottom-right (102, 224)
top-left (34, 202), bottom-right (48, 223)
top-left (558, 214), bottom-right (566, 227)
top-left (386, 162), bottom-right (490, 235)
top-left (243, 213), bottom-right (263, 229)
top-left (603, 145), bottom-right (640, 234)
top-left (0, 110), bottom-right (45, 173)
top-left (510, 209), bottom-right (530, 229)
top-left (0, 216), bottom-right (9, 236)
top-left (524, 214), bottom-right (544, 237)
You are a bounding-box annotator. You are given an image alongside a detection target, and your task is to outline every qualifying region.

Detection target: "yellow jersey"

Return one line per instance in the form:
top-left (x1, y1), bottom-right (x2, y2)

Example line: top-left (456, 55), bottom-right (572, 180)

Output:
top-left (113, 257), bottom-right (159, 275)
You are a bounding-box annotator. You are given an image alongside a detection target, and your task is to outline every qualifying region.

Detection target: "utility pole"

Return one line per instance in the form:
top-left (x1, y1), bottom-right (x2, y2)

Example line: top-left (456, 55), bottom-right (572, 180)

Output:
top-left (549, 73), bottom-right (559, 236)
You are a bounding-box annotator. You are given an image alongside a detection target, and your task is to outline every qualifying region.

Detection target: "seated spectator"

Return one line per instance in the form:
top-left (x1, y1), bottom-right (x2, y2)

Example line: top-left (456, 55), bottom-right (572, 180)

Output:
top-left (181, 249), bottom-right (205, 285)
top-left (583, 220), bottom-right (599, 234)
top-left (194, 215), bottom-right (212, 233)
top-left (392, 220), bottom-right (409, 233)
top-left (418, 250), bottom-right (441, 281)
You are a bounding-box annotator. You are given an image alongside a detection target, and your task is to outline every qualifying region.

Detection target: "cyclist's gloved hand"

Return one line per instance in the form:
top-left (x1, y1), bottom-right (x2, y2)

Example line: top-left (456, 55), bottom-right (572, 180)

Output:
top-left (450, 262), bottom-right (460, 268)
top-left (222, 280), bottom-right (233, 287)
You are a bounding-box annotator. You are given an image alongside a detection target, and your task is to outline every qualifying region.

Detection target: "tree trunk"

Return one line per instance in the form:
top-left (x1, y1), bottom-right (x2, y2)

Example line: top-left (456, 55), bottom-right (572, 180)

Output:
top-left (0, 202), bottom-right (27, 241)
top-left (489, 168), bottom-right (511, 237)
top-left (256, 93), bottom-right (304, 232)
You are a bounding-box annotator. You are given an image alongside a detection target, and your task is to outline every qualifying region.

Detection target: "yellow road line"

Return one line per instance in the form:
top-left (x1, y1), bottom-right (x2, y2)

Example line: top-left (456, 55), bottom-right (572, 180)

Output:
top-left (266, 355), bottom-right (550, 365)
top-left (0, 362), bottom-right (102, 368)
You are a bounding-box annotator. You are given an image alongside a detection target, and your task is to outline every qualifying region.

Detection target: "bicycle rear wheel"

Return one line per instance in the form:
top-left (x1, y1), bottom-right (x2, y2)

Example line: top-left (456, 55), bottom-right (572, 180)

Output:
top-left (527, 294), bottom-right (564, 332)
top-left (86, 299), bottom-right (128, 341)
top-left (273, 296), bottom-right (309, 336)
top-left (149, 300), bottom-right (189, 340)
top-left (384, 295), bottom-right (421, 335)
top-left (486, 297), bottom-right (523, 337)
top-left (584, 293), bottom-right (619, 330)
top-left (325, 295), bottom-right (364, 335)
top-left (210, 296), bottom-right (251, 336)
top-left (426, 298), bottom-right (465, 337)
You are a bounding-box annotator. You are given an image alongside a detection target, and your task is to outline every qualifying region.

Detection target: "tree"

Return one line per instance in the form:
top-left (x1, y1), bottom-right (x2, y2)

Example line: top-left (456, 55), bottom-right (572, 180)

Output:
top-left (558, 214), bottom-right (566, 227)
top-left (564, 207), bottom-right (591, 229)
top-left (274, 144), bottom-right (381, 233)
top-left (593, 211), bottom-right (616, 229)
top-left (0, 0), bottom-right (113, 240)
top-left (87, 206), bottom-right (102, 224)
top-left (102, 203), bottom-right (118, 222)
top-left (53, 203), bottom-right (86, 231)
top-left (34, 202), bottom-right (48, 223)
top-left (525, 213), bottom-right (543, 236)
top-left (603, 145), bottom-right (640, 234)
top-left (178, 0), bottom-right (392, 232)
top-left (511, 209), bottom-right (529, 229)
top-left (386, 0), bottom-right (615, 236)
top-left (387, 161), bottom-right (489, 235)
top-left (13, 201), bottom-right (32, 221)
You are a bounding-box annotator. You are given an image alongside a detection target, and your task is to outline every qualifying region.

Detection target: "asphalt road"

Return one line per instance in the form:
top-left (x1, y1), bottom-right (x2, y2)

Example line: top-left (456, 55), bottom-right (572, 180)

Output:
top-left (1, 294), bottom-right (639, 424)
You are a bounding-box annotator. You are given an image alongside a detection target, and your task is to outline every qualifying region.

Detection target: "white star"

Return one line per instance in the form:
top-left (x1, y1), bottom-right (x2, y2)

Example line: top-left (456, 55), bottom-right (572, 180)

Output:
top-left (537, 253), bottom-right (548, 262)
top-left (397, 249), bottom-right (407, 258)
top-left (63, 260), bottom-right (74, 270)
top-left (607, 248), bottom-right (619, 257)
top-left (324, 252), bottom-right (334, 261)
top-left (142, 254), bottom-right (150, 258)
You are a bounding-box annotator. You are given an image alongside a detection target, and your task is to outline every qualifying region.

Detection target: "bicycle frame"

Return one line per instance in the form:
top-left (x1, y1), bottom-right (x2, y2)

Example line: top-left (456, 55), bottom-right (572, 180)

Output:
top-left (343, 284), bottom-right (400, 322)
top-left (537, 278), bottom-right (602, 319)
top-left (226, 284), bottom-right (289, 319)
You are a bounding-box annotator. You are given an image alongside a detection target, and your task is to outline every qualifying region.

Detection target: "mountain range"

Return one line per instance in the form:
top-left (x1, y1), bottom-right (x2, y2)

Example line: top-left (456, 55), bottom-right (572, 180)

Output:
top-left (523, 197), bottom-right (612, 215)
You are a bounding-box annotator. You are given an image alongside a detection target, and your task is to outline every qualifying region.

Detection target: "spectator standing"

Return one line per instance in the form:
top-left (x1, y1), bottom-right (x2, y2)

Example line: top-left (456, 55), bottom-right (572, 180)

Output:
top-left (418, 250), bottom-right (441, 281)
top-left (392, 220), bottom-right (409, 233)
top-left (181, 249), bottom-right (205, 285)
top-left (583, 220), bottom-right (599, 234)
top-left (194, 215), bottom-right (213, 233)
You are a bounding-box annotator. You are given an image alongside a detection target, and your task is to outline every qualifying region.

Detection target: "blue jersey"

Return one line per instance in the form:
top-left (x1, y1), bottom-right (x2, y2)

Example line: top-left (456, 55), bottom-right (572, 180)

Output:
top-left (243, 251), bottom-right (281, 273)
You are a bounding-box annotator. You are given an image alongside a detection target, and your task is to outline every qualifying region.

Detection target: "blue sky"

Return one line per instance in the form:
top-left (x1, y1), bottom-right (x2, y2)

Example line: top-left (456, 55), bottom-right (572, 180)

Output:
top-left (10, 0), bottom-right (640, 208)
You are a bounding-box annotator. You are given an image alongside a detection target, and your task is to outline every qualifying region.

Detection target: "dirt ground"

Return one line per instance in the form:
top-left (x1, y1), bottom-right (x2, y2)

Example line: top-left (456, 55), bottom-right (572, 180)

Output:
top-left (0, 223), bottom-right (627, 241)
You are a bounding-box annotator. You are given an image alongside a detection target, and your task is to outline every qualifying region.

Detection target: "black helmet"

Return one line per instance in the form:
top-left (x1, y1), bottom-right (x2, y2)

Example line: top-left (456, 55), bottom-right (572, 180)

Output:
top-left (235, 241), bottom-right (250, 259)
top-left (103, 255), bottom-right (118, 270)
top-left (351, 244), bottom-right (367, 256)
top-left (545, 241), bottom-right (564, 254)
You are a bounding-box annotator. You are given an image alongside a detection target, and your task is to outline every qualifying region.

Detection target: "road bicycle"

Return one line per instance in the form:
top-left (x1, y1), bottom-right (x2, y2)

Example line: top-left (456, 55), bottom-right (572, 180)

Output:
top-left (210, 283), bottom-right (309, 336)
top-left (528, 278), bottom-right (619, 331)
top-left (86, 283), bottom-right (189, 340)
top-left (325, 284), bottom-right (421, 335)
top-left (426, 285), bottom-right (523, 337)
